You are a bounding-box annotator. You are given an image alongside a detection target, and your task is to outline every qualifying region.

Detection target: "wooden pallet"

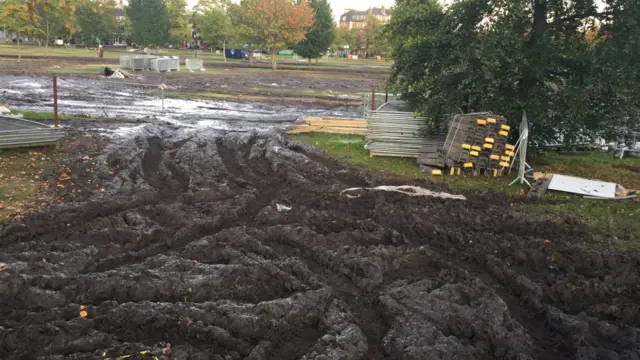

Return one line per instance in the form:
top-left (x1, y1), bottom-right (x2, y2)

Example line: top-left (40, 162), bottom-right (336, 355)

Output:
top-left (286, 117), bottom-right (367, 135)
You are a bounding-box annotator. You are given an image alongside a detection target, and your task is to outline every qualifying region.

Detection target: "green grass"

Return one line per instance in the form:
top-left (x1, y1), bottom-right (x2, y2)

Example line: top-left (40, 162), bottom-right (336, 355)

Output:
top-left (0, 44), bottom-right (391, 71)
top-left (10, 110), bottom-right (90, 121)
top-left (291, 132), bottom-right (640, 250)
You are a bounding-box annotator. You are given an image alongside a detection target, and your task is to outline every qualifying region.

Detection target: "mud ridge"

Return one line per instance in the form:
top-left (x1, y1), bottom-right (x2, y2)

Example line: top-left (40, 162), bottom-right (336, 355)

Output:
top-left (1, 127), bottom-right (639, 360)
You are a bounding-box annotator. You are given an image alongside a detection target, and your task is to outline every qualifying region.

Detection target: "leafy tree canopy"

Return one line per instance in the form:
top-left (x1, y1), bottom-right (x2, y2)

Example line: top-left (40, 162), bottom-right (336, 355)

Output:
top-left (75, 0), bottom-right (118, 46)
top-left (387, 0), bottom-right (640, 145)
top-left (294, 0), bottom-right (336, 61)
top-left (126, 0), bottom-right (171, 47)
top-left (167, 0), bottom-right (190, 45)
top-left (236, 0), bottom-right (314, 69)
top-left (195, 4), bottom-right (236, 60)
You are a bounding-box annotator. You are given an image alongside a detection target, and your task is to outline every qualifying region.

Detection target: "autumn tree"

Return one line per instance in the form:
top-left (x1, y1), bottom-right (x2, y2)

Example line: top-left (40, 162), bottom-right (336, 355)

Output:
top-left (34, 0), bottom-right (76, 47)
top-left (0, 0), bottom-right (41, 60)
top-left (236, 0), bottom-right (314, 70)
top-left (387, 0), bottom-right (640, 144)
top-left (167, 0), bottom-right (190, 46)
top-left (293, 0), bottom-right (335, 63)
top-left (126, 0), bottom-right (170, 48)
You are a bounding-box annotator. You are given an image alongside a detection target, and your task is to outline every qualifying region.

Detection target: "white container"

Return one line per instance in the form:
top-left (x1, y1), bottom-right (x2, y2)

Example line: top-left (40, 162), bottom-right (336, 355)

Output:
top-left (131, 57), bottom-right (147, 70)
top-left (168, 56), bottom-right (180, 71)
top-left (119, 56), bottom-right (132, 69)
top-left (185, 58), bottom-right (203, 71)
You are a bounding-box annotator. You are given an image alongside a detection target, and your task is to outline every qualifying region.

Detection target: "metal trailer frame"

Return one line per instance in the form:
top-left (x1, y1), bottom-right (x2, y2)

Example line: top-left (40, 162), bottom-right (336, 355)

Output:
top-left (0, 116), bottom-right (64, 149)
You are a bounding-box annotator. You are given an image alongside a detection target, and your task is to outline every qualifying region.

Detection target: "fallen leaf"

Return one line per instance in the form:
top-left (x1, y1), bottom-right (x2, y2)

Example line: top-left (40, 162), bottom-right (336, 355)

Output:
top-left (80, 305), bottom-right (86, 310)
top-left (42, 258), bottom-right (47, 263)
top-left (0, 263), bottom-right (6, 272)
top-left (79, 310), bottom-right (88, 318)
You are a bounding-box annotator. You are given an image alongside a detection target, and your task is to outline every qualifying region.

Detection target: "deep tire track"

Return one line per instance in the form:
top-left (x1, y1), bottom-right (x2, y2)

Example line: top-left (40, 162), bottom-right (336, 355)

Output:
top-left (1, 128), bottom-right (639, 360)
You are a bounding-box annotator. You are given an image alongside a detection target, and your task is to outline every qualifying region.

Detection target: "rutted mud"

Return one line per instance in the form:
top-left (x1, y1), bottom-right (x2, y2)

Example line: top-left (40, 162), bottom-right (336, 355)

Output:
top-left (1, 128), bottom-right (639, 360)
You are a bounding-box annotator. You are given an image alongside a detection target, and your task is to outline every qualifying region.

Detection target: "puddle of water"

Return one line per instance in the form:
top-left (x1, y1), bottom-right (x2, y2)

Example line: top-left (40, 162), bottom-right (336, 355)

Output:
top-left (0, 75), bottom-right (360, 139)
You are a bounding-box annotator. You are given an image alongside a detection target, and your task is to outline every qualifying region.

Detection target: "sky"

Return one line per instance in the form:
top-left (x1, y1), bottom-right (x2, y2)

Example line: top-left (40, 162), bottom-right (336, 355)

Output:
top-left (185, 0), bottom-right (398, 22)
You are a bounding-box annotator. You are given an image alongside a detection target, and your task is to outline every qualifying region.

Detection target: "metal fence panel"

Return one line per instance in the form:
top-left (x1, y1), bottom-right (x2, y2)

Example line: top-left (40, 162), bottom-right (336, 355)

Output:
top-left (366, 109), bottom-right (444, 157)
top-left (0, 116), bottom-right (64, 149)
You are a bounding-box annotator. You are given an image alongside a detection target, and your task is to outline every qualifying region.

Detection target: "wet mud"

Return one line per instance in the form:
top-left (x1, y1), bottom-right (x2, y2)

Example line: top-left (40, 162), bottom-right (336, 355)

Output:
top-left (1, 128), bottom-right (639, 360)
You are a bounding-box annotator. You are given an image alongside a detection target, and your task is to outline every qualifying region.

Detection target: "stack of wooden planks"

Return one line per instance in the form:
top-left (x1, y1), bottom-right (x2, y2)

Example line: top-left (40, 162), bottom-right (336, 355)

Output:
top-left (286, 117), bottom-right (367, 135)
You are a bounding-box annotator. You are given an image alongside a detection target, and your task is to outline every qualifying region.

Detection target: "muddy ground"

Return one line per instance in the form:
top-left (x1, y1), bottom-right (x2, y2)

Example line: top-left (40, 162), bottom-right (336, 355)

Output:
top-left (0, 57), bottom-right (386, 110)
top-left (1, 127), bottom-right (639, 360)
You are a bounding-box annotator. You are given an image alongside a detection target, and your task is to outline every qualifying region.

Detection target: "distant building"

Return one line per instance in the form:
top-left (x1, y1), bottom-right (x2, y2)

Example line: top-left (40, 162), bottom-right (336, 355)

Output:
top-left (339, 7), bottom-right (391, 30)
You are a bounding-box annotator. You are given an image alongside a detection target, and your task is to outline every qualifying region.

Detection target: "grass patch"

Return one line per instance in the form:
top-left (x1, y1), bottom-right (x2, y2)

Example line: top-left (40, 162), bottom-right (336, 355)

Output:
top-left (0, 44), bottom-right (391, 71)
top-left (291, 132), bottom-right (640, 250)
top-left (10, 110), bottom-right (90, 121)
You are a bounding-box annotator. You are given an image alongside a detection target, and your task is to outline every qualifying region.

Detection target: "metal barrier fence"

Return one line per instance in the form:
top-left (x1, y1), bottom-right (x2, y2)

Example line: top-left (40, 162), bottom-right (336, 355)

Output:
top-left (0, 116), bottom-right (64, 149)
top-left (363, 92), bottom-right (398, 117)
top-left (87, 80), bottom-right (165, 118)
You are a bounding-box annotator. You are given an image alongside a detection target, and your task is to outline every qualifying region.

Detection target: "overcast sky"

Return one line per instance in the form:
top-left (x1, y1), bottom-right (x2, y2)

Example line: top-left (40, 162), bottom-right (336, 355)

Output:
top-left (185, 0), bottom-right (398, 22)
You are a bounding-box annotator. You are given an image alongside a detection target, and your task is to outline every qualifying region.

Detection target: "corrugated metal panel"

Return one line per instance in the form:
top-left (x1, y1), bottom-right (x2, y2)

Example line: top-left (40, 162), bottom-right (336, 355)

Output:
top-left (0, 117), bottom-right (64, 149)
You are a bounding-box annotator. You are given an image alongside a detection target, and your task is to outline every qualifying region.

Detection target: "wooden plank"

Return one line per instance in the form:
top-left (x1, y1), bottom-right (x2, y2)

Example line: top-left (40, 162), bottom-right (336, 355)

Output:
top-left (286, 126), bottom-right (317, 134)
top-left (286, 124), bottom-right (366, 135)
top-left (370, 152), bottom-right (419, 158)
top-left (312, 128), bottom-right (366, 135)
top-left (306, 119), bottom-right (368, 128)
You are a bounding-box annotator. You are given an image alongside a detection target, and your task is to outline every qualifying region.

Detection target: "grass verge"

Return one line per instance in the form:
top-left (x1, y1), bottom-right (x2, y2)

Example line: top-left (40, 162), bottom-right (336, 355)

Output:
top-left (291, 132), bottom-right (640, 250)
top-left (10, 110), bottom-right (90, 121)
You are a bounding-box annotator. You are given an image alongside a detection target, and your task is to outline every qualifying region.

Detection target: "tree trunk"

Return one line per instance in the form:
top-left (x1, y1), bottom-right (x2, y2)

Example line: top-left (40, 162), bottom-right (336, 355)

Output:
top-left (223, 40), bottom-right (226, 63)
top-left (315, 58), bottom-right (318, 65)
top-left (308, 57), bottom-right (311, 63)
top-left (17, 32), bottom-right (21, 62)
top-left (519, 0), bottom-right (548, 103)
top-left (271, 49), bottom-right (277, 70)
top-left (45, 21), bottom-right (49, 48)
top-left (249, 51), bottom-right (254, 67)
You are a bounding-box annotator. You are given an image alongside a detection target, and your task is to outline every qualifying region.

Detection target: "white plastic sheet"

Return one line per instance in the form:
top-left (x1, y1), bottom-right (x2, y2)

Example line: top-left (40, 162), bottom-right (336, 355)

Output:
top-left (548, 174), bottom-right (617, 198)
top-left (340, 185), bottom-right (466, 200)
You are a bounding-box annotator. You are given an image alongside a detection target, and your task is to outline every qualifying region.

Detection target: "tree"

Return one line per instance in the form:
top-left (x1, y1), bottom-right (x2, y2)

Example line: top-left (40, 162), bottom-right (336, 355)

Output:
top-left (0, 0), bottom-right (41, 61)
top-left (333, 24), bottom-right (354, 53)
top-left (387, 0), bottom-right (640, 145)
top-left (126, 0), bottom-right (170, 48)
top-left (166, 0), bottom-right (190, 46)
top-left (363, 15), bottom-right (381, 58)
top-left (236, 0), bottom-right (314, 70)
top-left (196, 5), bottom-right (235, 61)
top-left (293, 0), bottom-right (335, 63)
top-left (75, 0), bottom-right (118, 46)
top-left (34, 0), bottom-right (76, 47)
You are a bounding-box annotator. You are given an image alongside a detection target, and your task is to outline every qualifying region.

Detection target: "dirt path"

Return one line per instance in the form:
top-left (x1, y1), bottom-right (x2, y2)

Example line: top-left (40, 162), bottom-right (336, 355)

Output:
top-left (1, 127), bottom-right (638, 360)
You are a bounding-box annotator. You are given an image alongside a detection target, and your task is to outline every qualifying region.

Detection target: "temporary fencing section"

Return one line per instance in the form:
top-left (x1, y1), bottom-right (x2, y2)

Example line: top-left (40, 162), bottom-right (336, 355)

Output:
top-left (0, 116), bottom-right (63, 149)
top-left (43, 77), bottom-right (166, 120)
top-left (364, 93), bottom-right (445, 158)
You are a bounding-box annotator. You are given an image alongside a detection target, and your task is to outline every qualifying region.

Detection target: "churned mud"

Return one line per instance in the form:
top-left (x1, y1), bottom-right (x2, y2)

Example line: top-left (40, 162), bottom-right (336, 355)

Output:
top-left (1, 128), bottom-right (639, 360)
